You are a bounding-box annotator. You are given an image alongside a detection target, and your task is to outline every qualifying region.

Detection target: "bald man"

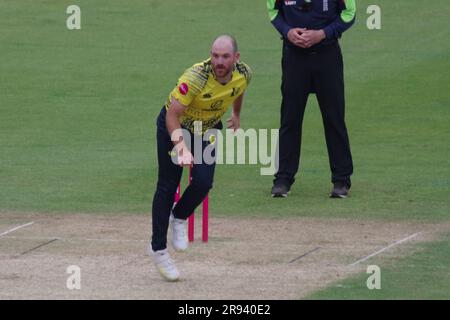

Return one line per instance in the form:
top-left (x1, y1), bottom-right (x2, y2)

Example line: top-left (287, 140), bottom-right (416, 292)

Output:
top-left (149, 35), bottom-right (252, 281)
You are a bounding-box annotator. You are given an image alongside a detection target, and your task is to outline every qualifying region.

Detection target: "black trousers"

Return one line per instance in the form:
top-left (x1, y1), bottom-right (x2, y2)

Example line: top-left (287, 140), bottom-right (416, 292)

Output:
top-left (275, 42), bottom-right (353, 187)
top-left (151, 107), bottom-right (219, 251)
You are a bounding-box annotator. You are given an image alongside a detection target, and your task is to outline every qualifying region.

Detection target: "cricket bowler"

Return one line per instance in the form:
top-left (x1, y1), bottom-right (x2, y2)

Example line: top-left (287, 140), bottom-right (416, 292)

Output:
top-left (149, 35), bottom-right (252, 281)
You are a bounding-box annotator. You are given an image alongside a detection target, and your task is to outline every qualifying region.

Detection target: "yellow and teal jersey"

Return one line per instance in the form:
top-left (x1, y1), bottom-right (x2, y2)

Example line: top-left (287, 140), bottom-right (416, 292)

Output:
top-left (165, 58), bottom-right (252, 133)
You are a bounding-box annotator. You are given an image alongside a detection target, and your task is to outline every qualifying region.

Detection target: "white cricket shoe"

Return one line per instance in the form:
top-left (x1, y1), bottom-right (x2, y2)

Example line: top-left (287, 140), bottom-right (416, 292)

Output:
top-left (151, 248), bottom-right (180, 282)
top-left (170, 214), bottom-right (188, 252)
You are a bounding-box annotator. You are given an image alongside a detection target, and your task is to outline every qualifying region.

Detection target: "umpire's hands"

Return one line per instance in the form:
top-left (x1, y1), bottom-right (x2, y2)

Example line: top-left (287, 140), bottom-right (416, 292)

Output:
top-left (288, 28), bottom-right (326, 48)
top-left (287, 28), bottom-right (307, 47)
top-left (298, 29), bottom-right (326, 48)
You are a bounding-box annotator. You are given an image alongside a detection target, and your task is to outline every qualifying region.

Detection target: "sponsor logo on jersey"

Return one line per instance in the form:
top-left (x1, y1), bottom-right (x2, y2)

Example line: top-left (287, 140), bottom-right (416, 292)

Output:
top-left (231, 87), bottom-right (241, 97)
top-left (179, 83), bottom-right (189, 95)
top-left (210, 100), bottom-right (223, 111)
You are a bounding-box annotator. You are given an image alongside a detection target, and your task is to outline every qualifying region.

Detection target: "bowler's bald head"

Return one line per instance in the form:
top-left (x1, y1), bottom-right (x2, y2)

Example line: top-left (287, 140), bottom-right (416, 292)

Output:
top-left (211, 35), bottom-right (238, 54)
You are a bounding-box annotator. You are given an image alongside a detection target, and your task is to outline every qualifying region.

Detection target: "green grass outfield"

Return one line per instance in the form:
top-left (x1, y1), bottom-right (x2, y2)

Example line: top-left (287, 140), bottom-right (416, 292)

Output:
top-left (1, 0), bottom-right (449, 298)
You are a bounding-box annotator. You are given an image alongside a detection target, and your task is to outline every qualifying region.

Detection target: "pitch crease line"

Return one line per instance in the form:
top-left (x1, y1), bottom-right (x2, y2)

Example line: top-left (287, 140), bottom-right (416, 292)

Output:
top-left (349, 232), bottom-right (421, 266)
top-left (0, 222), bottom-right (34, 237)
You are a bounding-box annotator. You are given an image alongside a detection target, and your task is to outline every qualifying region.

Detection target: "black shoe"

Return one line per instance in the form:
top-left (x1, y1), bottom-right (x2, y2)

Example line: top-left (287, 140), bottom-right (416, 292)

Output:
top-left (330, 182), bottom-right (350, 198)
top-left (271, 182), bottom-right (290, 198)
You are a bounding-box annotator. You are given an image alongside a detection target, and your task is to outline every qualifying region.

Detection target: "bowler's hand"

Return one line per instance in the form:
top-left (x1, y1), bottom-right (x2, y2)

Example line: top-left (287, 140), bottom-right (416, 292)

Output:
top-left (287, 28), bottom-right (307, 47)
top-left (226, 114), bottom-right (241, 132)
top-left (298, 29), bottom-right (326, 48)
top-left (174, 142), bottom-right (194, 167)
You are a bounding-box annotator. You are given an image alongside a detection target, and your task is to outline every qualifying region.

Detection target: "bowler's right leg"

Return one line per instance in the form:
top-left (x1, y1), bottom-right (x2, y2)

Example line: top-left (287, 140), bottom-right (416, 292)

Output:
top-left (150, 107), bottom-right (183, 281)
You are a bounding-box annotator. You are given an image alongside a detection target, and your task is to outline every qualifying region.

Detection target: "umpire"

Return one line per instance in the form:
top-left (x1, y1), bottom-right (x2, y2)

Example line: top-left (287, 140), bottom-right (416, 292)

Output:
top-left (267, 0), bottom-right (356, 198)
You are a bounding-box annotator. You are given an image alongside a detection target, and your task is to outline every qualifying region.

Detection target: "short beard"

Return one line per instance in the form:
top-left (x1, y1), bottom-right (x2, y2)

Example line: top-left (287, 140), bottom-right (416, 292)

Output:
top-left (213, 65), bottom-right (232, 78)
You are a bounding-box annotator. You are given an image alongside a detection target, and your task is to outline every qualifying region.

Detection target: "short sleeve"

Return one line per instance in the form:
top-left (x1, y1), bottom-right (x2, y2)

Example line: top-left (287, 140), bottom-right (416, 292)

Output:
top-left (235, 61), bottom-right (252, 86)
top-left (170, 65), bottom-right (207, 107)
